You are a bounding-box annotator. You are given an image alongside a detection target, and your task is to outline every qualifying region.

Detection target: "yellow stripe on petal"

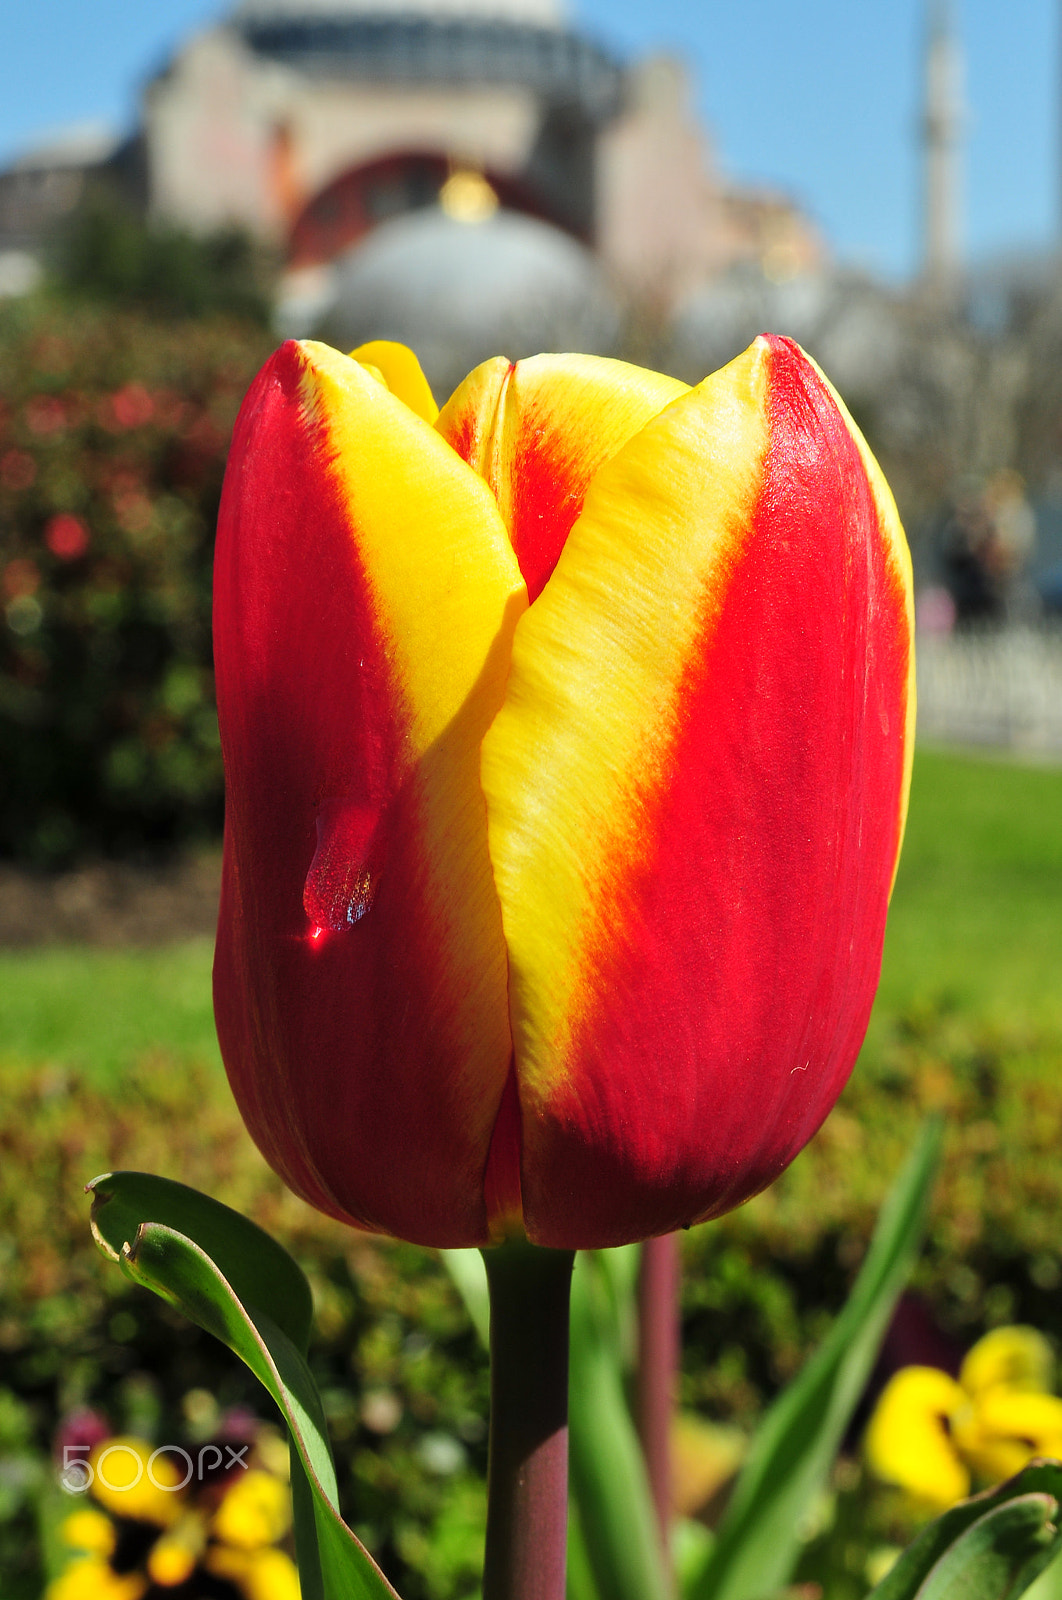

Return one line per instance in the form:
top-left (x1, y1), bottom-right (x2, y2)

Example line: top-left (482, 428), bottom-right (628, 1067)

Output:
top-left (439, 352), bottom-right (688, 600)
top-left (481, 341), bottom-right (768, 1112)
top-left (293, 340), bottom-right (525, 1207)
top-left (436, 355), bottom-right (511, 471)
top-left (481, 334), bottom-right (913, 1247)
top-left (300, 337), bottom-right (524, 766)
top-left (349, 339), bottom-right (439, 422)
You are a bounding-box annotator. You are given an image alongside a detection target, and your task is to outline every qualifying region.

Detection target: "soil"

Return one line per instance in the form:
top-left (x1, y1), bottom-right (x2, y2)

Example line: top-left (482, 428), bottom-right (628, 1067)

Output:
top-left (0, 851), bottom-right (222, 946)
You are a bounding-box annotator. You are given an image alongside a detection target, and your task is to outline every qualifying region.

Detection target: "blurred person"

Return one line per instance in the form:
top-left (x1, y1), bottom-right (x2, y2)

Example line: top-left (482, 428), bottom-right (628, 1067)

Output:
top-left (983, 469), bottom-right (1040, 622)
top-left (940, 484), bottom-right (1003, 624)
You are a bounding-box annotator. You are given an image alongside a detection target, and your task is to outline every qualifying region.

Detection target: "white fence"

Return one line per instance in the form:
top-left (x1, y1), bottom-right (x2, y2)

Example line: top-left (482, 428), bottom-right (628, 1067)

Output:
top-left (916, 627), bottom-right (1062, 755)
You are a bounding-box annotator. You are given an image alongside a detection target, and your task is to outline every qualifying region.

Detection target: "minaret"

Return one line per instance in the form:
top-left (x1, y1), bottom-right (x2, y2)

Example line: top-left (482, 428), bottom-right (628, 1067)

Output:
top-left (922, 0), bottom-right (963, 289)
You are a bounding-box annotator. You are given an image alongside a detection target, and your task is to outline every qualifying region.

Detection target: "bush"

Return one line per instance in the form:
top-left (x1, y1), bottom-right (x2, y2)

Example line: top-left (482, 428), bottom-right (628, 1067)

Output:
top-left (53, 190), bottom-right (273, 324)
top-left (0, 297), bottom-right (272, 863)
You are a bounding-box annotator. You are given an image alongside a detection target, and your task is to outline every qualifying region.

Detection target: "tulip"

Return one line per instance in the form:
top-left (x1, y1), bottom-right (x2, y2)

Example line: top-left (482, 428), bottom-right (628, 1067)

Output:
top-left (213, 333), bottom-right (914, 1254)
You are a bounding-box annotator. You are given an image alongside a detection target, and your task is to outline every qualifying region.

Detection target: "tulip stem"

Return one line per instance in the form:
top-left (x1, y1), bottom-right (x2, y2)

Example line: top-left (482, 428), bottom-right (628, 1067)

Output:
top-left (481, 1240), bottom-right (575, 1600)
top-left (637, 1232), bottom-right (680, 1586)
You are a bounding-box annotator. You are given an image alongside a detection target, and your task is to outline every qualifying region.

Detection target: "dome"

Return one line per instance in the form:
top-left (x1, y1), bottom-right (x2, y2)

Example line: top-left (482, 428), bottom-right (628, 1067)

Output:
top-left (233, 0), bottom-right (566, 27)
top-left (315, 206), bottom-right (620, 398)
top-left (230, 0), bottom-right (622, 121)
top-left (230, 0), bottom-right (622, 119)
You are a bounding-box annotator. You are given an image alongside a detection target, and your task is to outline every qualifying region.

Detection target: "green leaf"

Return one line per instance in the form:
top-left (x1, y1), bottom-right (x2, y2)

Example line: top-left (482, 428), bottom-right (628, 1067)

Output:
top-left (88, 1170), bottom-right (399, 1600)
top-left (89, 1170), bottom-right (313, 1349)
top-left (568, 1250), bottom-right (671, 1600)
top-left (1025, 1543), bottom-right (1062, 1600)
top-left (439, 1247), bottom-right (490, 1347)
top-left (567, 1500), bottom-right (602, 1600)
top-left (686, 1115), bottom-right (943, 1600)
top-left (868, 1462), bottom-right (1062, 1600)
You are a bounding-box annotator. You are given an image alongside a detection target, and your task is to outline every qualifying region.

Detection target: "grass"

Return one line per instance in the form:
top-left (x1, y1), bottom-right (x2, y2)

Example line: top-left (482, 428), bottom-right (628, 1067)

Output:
top-left (874, 746), bottom-right (1062, 1035)
top-left (0, 937), bottom-right (218, 1085)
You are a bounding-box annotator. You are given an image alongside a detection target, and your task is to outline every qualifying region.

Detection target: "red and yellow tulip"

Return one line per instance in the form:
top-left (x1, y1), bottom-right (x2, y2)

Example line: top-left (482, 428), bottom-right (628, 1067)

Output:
top-left (213, 334), bottom-right (914, 1250)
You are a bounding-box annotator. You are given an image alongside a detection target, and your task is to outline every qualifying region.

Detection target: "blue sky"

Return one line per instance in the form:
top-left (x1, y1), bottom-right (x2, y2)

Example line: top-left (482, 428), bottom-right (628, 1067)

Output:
top-left (0, 0), bottom-right (1056, 281)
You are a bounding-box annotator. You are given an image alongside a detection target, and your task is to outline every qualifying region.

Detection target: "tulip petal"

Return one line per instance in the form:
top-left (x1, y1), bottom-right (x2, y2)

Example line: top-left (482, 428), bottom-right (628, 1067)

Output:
top-left (349, 339), bottom-right (439, 423)
top-left (437, 353), bottom-right (688, 601)
top-left (481, 335), bottom-right (914, 1248)
top-left (214, 339), bottom-right (524, 1246)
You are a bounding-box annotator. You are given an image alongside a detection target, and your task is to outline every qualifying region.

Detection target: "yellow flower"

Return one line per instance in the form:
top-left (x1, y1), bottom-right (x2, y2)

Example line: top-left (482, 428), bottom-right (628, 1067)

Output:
top-left (866, 1326), bottom-right (1061, 1512)
top-left (87, 1436), bottom-right (185, 1526)
top-left (865, 1366), bottom-right (971, 1510)
top-left (45, 1556), bottom-right (146, 1600)
top-left (59, 1507), bottom-right (116, 1559)
top-left (212, 1469), bottom-right (293, 1550)
top-left (206, 1545), bottom-right (302, 1600)
top-left (145, 1512), bottom-right (208, 1587)
top-left (48, 1429), bottom-right (298, 1600)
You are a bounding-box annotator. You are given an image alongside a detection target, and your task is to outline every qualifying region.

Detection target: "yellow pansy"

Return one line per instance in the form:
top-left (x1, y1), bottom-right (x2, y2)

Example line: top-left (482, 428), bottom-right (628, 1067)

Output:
top-left (45, 1556), bottom-right (147, 1600)
top-left (59, 1506), bottom-right (116, 1559)
top-left (212, 1468), bottom-right (293, 1550)
top-left (866, 1326), bottom-right (1060, 1511)
top-left (207, 1544), bottom-right (302, 1600)
top-left (88, 1436), bottom-right (185, 1526)
top-left (47, 1428), bottom-right (298, 1600)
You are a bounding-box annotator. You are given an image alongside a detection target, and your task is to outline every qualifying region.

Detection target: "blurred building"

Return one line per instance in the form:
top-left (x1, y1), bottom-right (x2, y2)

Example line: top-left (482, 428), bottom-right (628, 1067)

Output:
top-left (145, 0), bottom-right (827, 307)
top-left (0, 0), bottom-right (825, 323)
top-left (148, 0), bottom-right (617, 254)
top-left (0, 122), bottom-right (123, 297)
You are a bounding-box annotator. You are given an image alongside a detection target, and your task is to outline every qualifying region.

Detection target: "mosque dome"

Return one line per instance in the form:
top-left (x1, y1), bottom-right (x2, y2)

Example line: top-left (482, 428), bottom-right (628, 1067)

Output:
top-left (229, 0), bottom-right (622, 121)
top-left (233, 0), bottom-right (565, 25)
top-left (316, 205), bottom-right (620, 398)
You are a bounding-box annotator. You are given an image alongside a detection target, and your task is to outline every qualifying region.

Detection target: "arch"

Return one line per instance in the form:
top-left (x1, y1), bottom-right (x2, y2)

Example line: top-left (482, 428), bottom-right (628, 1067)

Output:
top-left (287, 150), bottom-right (582, 267)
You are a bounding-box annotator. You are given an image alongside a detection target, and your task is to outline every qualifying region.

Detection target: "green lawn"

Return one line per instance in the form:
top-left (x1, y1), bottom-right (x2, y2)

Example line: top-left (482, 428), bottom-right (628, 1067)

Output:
top-left (873, 747), bottom-right (1062, 1035)
top-left (0, 746), bottom-right (1059, 1085)
top-left (0, 937), bottom-right (218, 1085)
